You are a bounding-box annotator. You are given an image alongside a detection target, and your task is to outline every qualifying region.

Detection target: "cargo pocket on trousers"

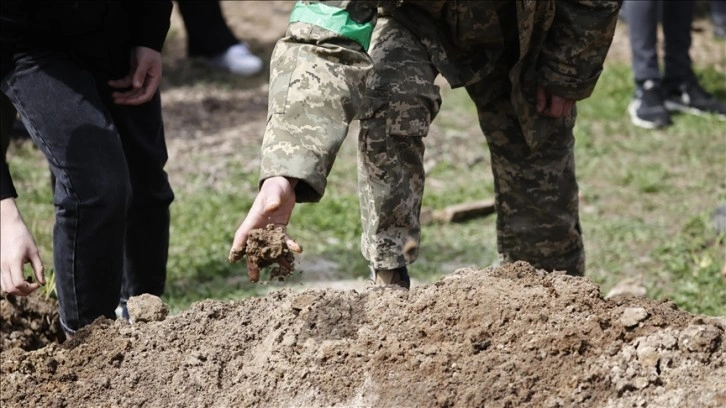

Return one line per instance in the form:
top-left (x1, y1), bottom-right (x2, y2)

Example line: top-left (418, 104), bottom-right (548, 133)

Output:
top-left (358, 96), bottom-right (431, 181)
top-left (359, 94), bottom-right (432, 137)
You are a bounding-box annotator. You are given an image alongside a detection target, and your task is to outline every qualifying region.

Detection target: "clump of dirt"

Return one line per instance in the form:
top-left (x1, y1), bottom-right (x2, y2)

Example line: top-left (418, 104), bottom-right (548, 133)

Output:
top-left (0, 293), bottom-right (64, 351)
top-left (127, 293), bottom-right (169, 323)
top-left (231, 224), bottom-right (297, 283)
top-left (1, 261), bottom-right (724, 408)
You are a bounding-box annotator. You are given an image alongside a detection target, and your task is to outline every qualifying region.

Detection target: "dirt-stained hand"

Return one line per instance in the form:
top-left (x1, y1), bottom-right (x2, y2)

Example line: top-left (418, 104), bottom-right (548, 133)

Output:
top-left (536, 86), bottom-right (575, 118)
top-left (1, 198), bottom-right (45, 296)
top-left (228, 177), bottom-right (303, 280)
top-left (108, 46), bottom-right (162, 106)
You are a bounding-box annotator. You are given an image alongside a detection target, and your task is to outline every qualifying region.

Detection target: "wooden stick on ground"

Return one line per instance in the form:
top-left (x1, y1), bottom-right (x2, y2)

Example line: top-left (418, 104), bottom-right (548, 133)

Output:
top-left (421, 199), bottom-right (496, 225)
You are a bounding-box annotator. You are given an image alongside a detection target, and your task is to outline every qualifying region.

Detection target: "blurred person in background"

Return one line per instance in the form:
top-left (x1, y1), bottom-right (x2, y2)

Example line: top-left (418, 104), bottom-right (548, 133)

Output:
top-left (623, 0), bottom-right (726, 129)
top-left (176, 0), bottom-right (263, 76)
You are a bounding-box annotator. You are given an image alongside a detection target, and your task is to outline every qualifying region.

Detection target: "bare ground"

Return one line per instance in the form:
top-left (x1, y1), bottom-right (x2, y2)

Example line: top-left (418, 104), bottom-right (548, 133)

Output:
top-left (2, 3), bottom-right (725, 407)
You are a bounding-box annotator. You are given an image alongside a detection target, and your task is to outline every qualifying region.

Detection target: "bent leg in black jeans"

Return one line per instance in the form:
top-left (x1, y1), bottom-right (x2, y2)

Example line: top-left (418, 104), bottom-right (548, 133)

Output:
top-left (1, 51), bottom-right (174, 333)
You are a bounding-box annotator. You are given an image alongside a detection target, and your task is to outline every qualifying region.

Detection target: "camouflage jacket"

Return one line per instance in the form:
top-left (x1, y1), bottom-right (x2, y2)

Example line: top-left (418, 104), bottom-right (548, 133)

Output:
top-left (260, 0), bottom-right (621, 202)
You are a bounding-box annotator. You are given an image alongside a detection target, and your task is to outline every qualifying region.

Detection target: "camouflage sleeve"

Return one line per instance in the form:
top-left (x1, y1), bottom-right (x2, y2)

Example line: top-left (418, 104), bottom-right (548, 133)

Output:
top-left (537, 1), bottom-right (622, 101)
top-left (260, 1), bottom-right (379, 203)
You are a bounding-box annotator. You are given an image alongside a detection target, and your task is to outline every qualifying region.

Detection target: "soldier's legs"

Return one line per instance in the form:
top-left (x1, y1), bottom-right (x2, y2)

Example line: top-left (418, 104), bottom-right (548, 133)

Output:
top-left (357, 16), bottom-right (441, 272)
top-left (468, 91), bottom-right (584, 276)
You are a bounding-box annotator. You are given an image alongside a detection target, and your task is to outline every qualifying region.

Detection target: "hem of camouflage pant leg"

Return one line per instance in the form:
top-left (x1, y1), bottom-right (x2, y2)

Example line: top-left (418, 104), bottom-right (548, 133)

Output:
top-left (369, 261), bottom-right (409, 271)
top-left (361, 246), bottom-right (420, 270)
top-left (362, 247), bottom-right (408, 271)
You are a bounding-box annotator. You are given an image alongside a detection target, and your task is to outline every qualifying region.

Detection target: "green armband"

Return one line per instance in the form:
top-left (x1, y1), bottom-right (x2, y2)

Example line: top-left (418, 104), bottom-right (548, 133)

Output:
top-left (289, 2), bottom-right (374, 51)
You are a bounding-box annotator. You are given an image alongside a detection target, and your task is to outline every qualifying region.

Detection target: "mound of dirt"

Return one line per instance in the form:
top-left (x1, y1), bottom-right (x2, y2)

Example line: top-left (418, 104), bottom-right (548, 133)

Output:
top-left (1, 261), bottom-right (724, 408)
top-left (0, 293), bottom-right (64, 352)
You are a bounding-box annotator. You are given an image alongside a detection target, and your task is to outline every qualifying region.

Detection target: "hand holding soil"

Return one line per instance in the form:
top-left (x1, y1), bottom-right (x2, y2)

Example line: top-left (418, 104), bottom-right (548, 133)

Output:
top-left (229, 224), bottom-right (300, 282)
top-left (228, 176), bottom-right (301, 282)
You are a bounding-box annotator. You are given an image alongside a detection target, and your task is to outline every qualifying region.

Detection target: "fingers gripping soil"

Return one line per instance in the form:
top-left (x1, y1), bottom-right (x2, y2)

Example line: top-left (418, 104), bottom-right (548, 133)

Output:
top-left (242, 224), bottom-right (296, 282)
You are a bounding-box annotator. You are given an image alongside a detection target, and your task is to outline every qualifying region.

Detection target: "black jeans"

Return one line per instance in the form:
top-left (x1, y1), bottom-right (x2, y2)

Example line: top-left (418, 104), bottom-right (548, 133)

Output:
top-left (623, 0), bottom-right (695, 88)
top-left (1, 50), bottom-right (174, 333)
top-left (177, 0), bottom-right (239, 57)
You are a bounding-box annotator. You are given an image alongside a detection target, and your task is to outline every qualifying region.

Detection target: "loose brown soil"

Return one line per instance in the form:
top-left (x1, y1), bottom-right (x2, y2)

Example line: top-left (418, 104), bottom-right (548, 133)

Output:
top-left (2, 3), bottom-right (725, 407)
top-left (0, 294), bottom-right (64, 352)
top-left (2, 262), bottom-right (725, 407)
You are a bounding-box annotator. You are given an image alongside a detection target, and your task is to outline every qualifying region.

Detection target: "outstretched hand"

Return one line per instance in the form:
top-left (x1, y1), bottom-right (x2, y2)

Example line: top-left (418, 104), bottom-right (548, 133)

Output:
top-left (108, 46), bottom-right (163, 105)
top-left (536, 86), bottom-right (575, 118)
top-left (1, 198), bottom-right (45, 296)
top-left (229, 176), bottom-right (303, 280)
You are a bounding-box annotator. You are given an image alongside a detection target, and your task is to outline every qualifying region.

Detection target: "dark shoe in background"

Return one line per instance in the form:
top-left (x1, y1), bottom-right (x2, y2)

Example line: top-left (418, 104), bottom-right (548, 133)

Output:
top-left (628, 80), bottom-right (673, 129)
top-left (665, 81), bottom-right (726, 119)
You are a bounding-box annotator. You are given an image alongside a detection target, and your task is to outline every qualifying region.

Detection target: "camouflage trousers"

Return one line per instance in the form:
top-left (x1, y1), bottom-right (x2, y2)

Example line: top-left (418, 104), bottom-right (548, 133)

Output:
top-left (357, 16), bottom-right (585, 276)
